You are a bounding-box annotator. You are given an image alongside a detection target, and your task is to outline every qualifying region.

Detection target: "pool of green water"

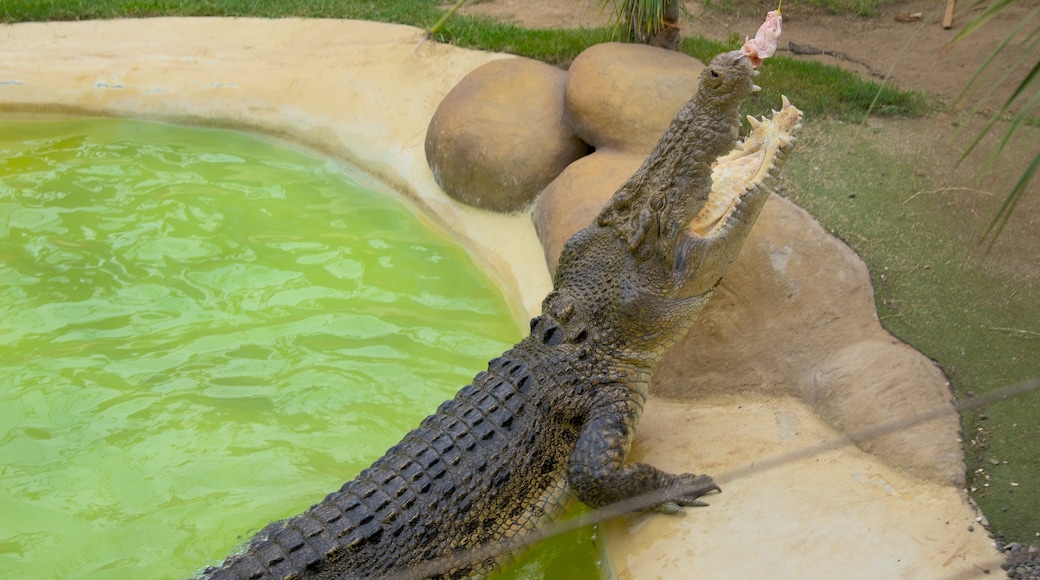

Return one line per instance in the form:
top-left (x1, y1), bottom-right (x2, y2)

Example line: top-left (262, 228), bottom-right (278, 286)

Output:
top-left (0, 119), bottom-right (599, 579)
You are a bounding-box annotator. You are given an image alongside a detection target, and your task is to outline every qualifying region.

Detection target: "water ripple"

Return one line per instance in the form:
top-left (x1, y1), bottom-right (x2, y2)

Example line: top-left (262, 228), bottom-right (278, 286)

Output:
top-left (0, 118), bottom-right (519, 580)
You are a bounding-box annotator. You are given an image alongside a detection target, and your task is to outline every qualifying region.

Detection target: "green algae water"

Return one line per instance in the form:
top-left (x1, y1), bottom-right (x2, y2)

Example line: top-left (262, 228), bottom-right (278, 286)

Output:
top-left (0, 119), bottom-right (600, 580)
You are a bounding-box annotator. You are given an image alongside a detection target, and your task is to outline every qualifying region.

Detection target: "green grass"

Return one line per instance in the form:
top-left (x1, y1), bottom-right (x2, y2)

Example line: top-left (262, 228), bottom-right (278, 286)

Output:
top-left (1, 0), bottom-right (930, 122)
top-left (434, 16), bottom-right (614, 67)
top-left (2, 0), bottom-right (1036, 551)
top-left (700, 0), bottom-right (907, 17)
top-left (0, 0), bottom-right (444, 24)
top-left (435, 18), bottom-right (933, 120)
top-left (682, 35), bottom-right (934, 121)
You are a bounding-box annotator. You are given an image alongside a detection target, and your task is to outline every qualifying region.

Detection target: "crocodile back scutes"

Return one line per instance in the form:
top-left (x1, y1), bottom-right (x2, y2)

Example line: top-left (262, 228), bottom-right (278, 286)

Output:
top-left (198, 341), bottom-right (577, 580)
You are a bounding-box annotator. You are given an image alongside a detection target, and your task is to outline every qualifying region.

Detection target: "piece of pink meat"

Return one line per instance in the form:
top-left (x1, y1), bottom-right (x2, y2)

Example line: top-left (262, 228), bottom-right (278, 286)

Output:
top-left (741, 10), bottom-right (783, 67)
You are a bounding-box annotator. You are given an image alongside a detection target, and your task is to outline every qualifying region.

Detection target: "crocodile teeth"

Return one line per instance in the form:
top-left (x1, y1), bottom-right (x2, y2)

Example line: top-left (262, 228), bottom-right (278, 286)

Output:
top-left (734, 140), bottom-right (744, 151)
top-left (781, 94), bottom-right (792, 109)
top-left (746, 115), bottom-right (761, 129)
top-left (751, 84), bottom-right (762, 93)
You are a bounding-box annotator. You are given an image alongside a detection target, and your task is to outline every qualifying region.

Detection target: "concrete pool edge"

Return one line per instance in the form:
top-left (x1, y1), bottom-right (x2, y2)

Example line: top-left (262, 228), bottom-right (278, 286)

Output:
top-left (0, 17), bottom-right (1003, 579)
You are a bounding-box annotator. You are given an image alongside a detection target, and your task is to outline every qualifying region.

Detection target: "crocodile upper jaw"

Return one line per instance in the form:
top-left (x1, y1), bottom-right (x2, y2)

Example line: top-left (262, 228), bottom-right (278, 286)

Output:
top-left (677, 96), bottom-right (803, 298)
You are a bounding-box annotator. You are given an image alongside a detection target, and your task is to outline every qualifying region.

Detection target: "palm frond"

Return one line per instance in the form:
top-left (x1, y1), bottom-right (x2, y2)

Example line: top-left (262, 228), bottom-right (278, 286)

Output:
top-left (953, 3), bottom-right (1040, 245)
top-left (955, 9), bottom-right (1037, 161)
top-left (982, 147), bottom-right (1040, 244)
top-left (954, 0), bottom-right (1016, 41)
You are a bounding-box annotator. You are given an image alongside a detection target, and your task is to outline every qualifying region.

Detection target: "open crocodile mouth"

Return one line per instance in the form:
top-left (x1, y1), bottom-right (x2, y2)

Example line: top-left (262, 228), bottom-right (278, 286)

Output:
top-left (689, 95), bottom-right (803, 238)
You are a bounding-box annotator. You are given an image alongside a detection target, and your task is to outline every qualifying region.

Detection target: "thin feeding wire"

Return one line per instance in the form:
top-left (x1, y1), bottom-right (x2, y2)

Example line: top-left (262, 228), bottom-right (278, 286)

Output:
top-left (394, 11), bottom-right (1030, 576)
top-left (309, 5), bottom-right (1030, 576)
top-left (853, 10), bottom-right (931, 142)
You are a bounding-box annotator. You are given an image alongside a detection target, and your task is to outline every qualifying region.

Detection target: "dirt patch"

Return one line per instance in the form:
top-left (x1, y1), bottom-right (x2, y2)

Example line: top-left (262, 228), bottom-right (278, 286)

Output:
top-left (460, 0), bottom-right (1039, 107)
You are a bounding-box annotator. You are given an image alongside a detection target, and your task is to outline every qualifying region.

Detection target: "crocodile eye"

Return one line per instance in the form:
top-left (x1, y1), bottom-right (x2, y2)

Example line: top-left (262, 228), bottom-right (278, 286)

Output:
top-left (705, 68), bottom-right (724, 89)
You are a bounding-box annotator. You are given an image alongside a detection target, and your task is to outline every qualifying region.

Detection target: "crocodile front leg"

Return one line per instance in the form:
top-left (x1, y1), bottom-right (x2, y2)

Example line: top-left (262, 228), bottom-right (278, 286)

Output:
top-left (566, 385), bottom-right (719, 513)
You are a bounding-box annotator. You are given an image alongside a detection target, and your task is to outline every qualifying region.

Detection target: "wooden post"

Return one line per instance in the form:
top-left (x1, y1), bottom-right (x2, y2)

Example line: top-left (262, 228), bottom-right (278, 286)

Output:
top-left (943, 0), bottom-right (957, 29)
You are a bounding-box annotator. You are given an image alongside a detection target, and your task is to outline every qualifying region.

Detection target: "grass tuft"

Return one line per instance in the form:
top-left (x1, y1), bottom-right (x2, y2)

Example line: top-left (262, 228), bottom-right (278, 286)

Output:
top-left (682, 35), bottom-right (934, 120)
top-left (700, 0), bottom-right (905, 18)
top-left (0, 0), bottom-right (933, 121)
top-left (436, 17), bottom-right (614, 67)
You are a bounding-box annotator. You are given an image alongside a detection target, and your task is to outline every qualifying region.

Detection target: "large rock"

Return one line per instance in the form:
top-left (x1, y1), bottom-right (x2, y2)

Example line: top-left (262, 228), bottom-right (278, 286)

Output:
top-left (533, 150), bottom-right (643, 273)
top-left (534, 157), bottom-right (963, 484)
top-left (425, 57), bottom-right (588, 213)
top-left (652, 196), bottom-right (965, 485)
top-left (807, 340), bottom-right (962, 480)
top-left (540, 55), bottom-right (964, 481)
top-left (564, 42), bottom-right (704, 154)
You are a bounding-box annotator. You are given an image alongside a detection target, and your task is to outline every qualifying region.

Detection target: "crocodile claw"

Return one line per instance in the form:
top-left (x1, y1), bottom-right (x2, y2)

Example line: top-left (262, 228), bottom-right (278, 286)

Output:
top-left (655, 473), bottom-right (721, 514)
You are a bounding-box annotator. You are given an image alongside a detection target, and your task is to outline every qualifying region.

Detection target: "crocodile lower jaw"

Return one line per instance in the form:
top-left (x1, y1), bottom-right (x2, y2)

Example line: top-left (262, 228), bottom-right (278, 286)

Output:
top-left (690, 96), bottom-right (803, 238)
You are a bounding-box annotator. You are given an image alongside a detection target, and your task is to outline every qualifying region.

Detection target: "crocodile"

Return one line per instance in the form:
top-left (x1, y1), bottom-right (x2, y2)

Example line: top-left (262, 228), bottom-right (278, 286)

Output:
top-left (196, 49), bottom-right (803, 580)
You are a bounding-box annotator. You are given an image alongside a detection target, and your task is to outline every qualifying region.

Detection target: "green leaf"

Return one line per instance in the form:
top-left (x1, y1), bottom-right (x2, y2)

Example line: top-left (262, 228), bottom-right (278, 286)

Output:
top-left (953, 0), bottom-right (1017, 42)
top-left (982, 150), bottom-right (1040, 246)
top-left (955, 2), bottom-right (1040, 244)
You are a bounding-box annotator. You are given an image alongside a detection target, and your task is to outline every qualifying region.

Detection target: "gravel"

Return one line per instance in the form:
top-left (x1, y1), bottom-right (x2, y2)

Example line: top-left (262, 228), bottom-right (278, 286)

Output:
top-left (997, 540), bottom-right (1040, 579)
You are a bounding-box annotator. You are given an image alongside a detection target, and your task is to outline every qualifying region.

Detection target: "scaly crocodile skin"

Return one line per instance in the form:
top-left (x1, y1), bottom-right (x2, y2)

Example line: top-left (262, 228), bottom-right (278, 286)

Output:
top-left (196, 50), bottom-right (803, 580)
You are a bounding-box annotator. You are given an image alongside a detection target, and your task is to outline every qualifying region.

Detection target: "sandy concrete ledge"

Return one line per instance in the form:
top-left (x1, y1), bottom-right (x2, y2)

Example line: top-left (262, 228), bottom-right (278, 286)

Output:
top-left (0, 17), bottom-right (551, 324)
top-left (607, 396), bottom-right (998, 579)
top-left (0, 17), bottom-right (1001, 578)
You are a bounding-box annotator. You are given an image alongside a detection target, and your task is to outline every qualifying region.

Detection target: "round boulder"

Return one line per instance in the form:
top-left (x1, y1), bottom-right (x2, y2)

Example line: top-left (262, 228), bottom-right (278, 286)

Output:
top-left (651, 196), bottom-right (964, 486)
top-left (425, 57), bottom-right (588, 213)
top-left (807, 339), bottom-right (963, 484)
top-left (533, 150), bottom-right (643, 273)
top-left (564, 42), bottom-right (704, 154)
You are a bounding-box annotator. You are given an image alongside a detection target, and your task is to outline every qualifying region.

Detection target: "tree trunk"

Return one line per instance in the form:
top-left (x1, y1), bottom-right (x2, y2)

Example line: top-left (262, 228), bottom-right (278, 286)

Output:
top-left (621, 0), bottom-right (681, 50)
top-left (656, 0), bottom-right (681, 50)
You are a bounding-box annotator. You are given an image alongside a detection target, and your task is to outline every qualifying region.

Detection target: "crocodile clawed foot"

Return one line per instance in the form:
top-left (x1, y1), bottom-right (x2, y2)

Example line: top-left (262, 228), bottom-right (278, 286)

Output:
top-left (655, 473), bottom-right (721, 514)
